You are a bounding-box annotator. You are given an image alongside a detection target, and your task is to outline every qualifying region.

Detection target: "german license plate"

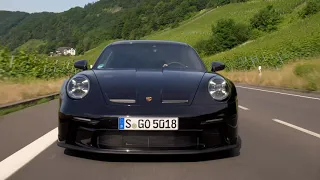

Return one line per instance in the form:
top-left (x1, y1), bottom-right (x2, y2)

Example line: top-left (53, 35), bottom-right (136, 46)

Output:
top-left (118, 117), bottom-right (179, 130)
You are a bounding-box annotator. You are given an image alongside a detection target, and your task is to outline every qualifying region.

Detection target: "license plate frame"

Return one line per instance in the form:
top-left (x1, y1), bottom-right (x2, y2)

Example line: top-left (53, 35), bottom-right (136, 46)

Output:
top-left (118, 117), bottom-right (179, 131)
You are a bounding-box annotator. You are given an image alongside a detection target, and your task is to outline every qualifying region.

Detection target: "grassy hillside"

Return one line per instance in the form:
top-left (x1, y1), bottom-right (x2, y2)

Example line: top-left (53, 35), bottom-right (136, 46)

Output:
top-left (64, 0), bottom-right (317, 66)
top-left (206, 7), bottom-right (320, 71)
top-left (1, 0), bottom-right (246, 54)
top-left (15, 39), bottom-right (46, 53)
top-left (143, 0), bottom-right (306, 45)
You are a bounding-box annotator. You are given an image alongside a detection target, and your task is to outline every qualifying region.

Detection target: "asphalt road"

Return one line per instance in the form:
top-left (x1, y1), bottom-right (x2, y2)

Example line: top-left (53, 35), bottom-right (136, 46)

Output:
top-left (1, 85), bottom-right (320, 180)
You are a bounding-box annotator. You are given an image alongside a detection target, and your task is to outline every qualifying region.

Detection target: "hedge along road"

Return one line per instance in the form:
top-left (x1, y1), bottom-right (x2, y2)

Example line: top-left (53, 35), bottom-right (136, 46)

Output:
top-left (0, 85), bottom-right (320, 180)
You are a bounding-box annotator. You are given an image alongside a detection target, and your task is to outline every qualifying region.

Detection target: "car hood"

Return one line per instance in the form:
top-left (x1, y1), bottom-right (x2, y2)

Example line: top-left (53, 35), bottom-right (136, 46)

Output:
top-left (93, 69), bottom-right (205, 106)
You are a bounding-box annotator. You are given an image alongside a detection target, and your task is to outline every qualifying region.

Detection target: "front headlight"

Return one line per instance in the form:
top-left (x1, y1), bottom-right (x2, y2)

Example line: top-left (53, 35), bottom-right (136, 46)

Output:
top-left (208, 75), bottom-right (230, 101)
top-left (66, 74), bottom-right (90, 99)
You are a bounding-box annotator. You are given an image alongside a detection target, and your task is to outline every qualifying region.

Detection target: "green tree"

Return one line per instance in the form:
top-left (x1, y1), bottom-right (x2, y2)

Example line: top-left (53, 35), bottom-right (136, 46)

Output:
top-left (299, 0), bottom-right (320, 19)
top-left (250, 5), bottom-right (281, 32)
top-left (212, 19), bottom-right (250, 51)
top-left (195, 18), bottom-right (250, 56)
top-left (76, 42), bottom-right (84, 55)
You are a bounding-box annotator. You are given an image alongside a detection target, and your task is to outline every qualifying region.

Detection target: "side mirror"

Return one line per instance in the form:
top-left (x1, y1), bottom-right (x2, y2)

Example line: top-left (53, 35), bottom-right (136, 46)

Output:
top-left (74, 60), bottom-right (88, 70)
top-left (211, 61), bottom-right (225, 72)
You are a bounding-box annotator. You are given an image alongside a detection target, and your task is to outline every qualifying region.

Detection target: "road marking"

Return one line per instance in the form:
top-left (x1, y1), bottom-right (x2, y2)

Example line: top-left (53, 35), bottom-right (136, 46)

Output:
top-left (238, 105), bottom-right (249, 110)
top-left (236, 86), bottom-right (320, 101)
top-left (272, 119), bottom-right (320, 139)
top-left (0, 127), bottom-right (58, 180)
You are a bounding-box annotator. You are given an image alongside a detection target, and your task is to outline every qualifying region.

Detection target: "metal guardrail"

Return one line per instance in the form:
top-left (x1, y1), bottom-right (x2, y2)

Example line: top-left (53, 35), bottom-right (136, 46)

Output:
top-left (0, 93), bottom-right (60, 110)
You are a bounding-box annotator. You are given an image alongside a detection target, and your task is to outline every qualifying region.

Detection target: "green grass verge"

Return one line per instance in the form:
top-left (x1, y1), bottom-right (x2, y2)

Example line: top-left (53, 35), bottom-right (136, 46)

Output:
top-left (294, 61), bottom-right (320, 91)
top-left (220, 57), bottom-right (320, 91)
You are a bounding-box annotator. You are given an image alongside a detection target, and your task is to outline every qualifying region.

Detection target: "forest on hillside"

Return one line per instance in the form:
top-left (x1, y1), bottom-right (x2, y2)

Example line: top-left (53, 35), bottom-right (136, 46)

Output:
top-left (0, 0), bottom-right (247, 55)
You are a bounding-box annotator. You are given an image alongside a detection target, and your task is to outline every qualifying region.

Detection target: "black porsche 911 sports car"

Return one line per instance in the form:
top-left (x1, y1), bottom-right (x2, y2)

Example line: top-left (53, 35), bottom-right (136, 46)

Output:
top-left (57, 40), bottom-right (241, 155)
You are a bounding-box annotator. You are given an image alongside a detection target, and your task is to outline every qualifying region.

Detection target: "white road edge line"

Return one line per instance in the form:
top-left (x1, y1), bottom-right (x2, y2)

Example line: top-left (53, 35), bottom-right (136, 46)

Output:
top-left (0, 127), bottom-right (58, 180)
top-left (238, 105), bottom-right (249, 110)
top-left (272, 119), bottom-right (320, 139)
top-left (236, 86), bottom-right (320, 101)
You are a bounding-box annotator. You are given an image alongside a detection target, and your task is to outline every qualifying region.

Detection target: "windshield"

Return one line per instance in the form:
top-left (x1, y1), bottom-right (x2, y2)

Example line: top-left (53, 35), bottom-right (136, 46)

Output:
top-left (93, 43), bottom-right (205, 71)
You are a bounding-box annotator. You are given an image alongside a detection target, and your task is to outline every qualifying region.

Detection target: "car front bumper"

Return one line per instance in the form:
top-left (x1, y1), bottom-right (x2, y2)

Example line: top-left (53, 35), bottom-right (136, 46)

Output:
top-left (58, 102), bottom-right (240, 155)
top-left (57, 135), bottom-right (241, 155)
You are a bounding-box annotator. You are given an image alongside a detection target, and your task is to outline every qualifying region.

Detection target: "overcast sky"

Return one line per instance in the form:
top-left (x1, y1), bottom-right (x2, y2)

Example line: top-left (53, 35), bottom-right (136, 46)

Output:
top-left (0, 0), bottom-right (97, 13)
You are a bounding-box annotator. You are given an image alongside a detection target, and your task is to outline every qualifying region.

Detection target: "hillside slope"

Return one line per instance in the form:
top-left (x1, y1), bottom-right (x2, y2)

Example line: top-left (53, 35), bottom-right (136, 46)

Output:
top-left (207, 12), bottom-right (320, 71)
top-left (15, 39), bottom-right (47, 53)
top-left (71, 0), bottom-right (318, 68)
top-left (0, 0), bottom-right (246, 54)
top-left (0, 11), bottom-right (28, 36)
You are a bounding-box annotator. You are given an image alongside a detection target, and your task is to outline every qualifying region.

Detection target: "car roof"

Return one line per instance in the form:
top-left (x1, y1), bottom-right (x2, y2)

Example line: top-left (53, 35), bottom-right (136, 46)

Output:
top-left (110, 40), bottom-right (189, 46)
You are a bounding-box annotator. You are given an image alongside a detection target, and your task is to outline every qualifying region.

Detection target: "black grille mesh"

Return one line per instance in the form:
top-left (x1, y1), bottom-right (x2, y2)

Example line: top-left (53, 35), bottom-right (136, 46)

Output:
top-left (75, 128), bottom-right (223, 150)
top-left (97, 133), bottom-right (200, 148)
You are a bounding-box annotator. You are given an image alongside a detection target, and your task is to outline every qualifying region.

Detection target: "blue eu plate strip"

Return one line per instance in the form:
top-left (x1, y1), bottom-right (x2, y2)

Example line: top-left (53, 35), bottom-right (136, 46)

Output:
top-left (118, 118), bottom-right (124, 130)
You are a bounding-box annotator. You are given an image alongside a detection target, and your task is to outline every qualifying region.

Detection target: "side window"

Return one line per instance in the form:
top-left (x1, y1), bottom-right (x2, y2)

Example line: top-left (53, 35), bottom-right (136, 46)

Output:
top-left (186, 48), bottom-right (203, 70)
top-left (96, 48), bottom-right (113, 69)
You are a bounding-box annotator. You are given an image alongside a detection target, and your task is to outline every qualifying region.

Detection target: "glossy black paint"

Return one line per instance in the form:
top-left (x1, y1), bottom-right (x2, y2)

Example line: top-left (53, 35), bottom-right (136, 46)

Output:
top-left (211, 61), bottom-right (225, 72)
top-left (94, 69), bottom-right (205, 106)
top-left (74, 60), bottom-right (88, 70)
top-left (58, 40), bottom-right (241, 155)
